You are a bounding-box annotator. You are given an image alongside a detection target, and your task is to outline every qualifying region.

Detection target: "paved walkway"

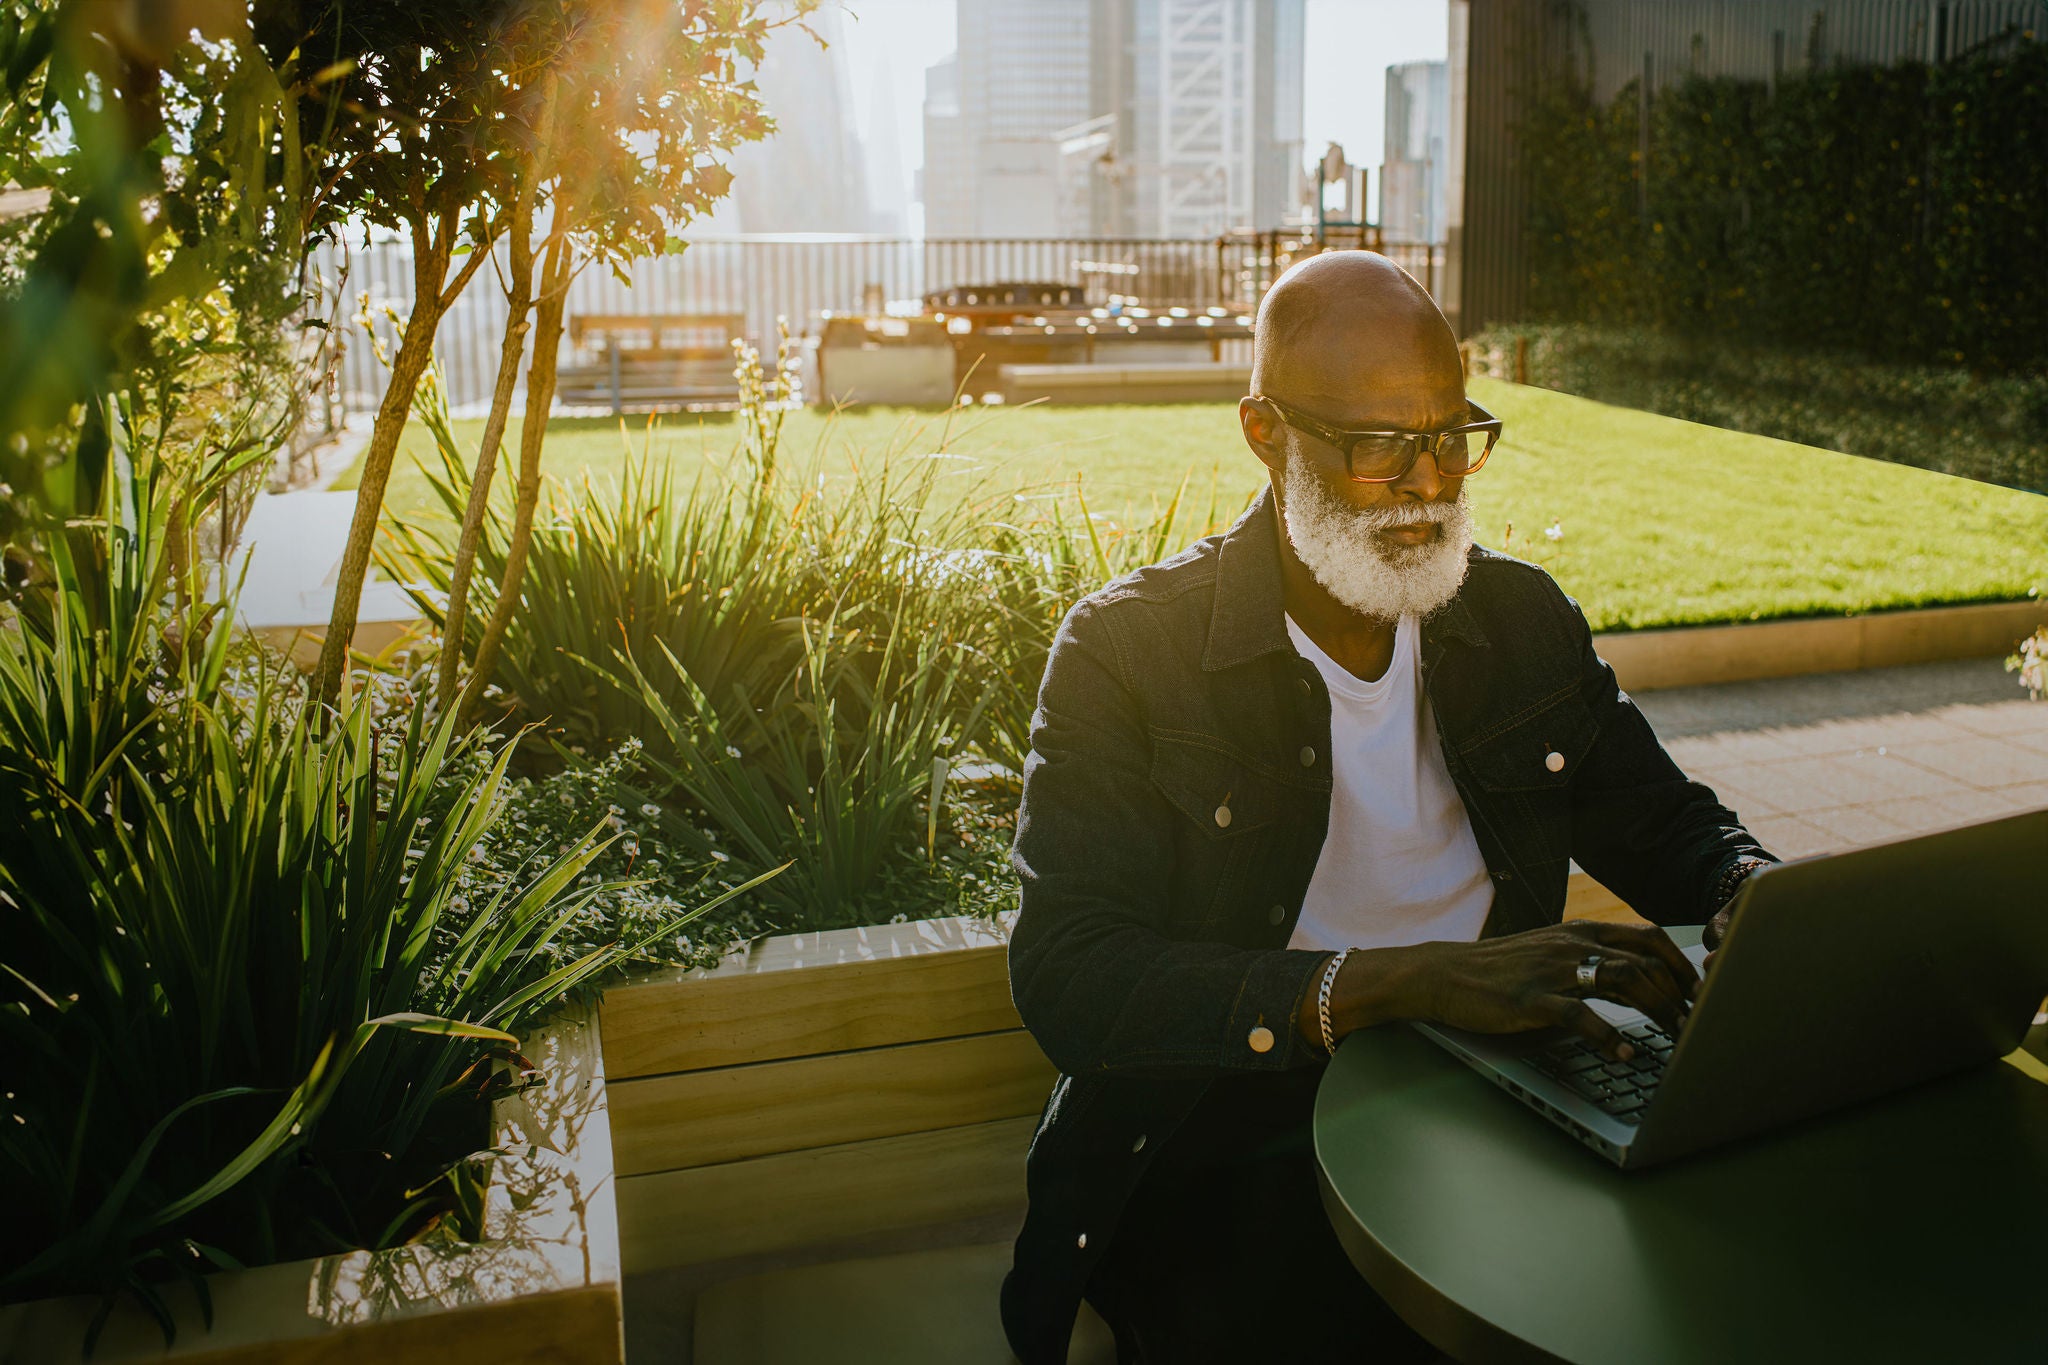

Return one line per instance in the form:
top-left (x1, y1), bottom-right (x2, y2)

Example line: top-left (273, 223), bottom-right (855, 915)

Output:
top-left (1637, 657), bottom-right (2048, 860)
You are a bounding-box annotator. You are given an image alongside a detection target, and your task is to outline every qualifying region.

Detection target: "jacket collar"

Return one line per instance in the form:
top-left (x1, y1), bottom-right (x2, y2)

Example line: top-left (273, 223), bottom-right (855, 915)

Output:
top-left (1201, 484), bottom-right (1489, 673)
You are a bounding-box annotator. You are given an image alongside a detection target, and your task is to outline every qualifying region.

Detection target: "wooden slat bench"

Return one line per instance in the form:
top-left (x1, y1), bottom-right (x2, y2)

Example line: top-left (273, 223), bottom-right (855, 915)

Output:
top-left (557, 313), bottom-right (746, 413)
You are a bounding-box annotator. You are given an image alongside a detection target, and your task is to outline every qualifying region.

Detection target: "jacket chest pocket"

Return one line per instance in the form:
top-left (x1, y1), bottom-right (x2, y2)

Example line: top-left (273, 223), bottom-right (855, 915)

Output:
top-left (1454, 695), bottom-right (1600, 869)
top-left (1148, 733), bottom-right (1308, 926)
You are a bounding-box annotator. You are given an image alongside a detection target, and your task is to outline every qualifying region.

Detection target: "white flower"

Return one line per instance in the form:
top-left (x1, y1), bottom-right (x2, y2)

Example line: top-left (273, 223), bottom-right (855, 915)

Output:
top-left (640, 802), bottom-right (662, 818)
top-left (621, 837), bottom-right (640, 858)
top-left (1544, 520), bottom-right (1564, 542)
top-left (725, 745), bottom-right (743, 759)
top-left (709, 850), bottom-right (731, 863)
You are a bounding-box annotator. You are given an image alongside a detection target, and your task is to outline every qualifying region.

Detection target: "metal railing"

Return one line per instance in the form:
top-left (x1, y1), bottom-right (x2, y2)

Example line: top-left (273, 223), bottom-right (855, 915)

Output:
top-left (314, 232), bottom-right (1447, 414)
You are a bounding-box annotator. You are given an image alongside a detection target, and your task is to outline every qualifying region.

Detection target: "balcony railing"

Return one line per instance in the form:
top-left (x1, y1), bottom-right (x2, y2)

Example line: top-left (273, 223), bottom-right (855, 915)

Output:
top-left (313, 231), bottom-right (1448, 414)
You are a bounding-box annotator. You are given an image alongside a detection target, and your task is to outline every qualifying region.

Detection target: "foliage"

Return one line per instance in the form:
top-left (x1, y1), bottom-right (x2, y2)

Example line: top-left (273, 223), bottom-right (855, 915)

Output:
top-left (2010, 627), bottom-right (2047, 700)
top-left (0, 1), bottom-right (334, 550)
top-left (381, 346), bottom-right (1224, 929)
top-left (0, 450), bottom-right (763, 1339)
top-left (434, 736), bottom-right (775, 979)
top-left (1511, 30), bottom-right (2048, 371)
top-left (1468, 323), bottom-right (2048, 493)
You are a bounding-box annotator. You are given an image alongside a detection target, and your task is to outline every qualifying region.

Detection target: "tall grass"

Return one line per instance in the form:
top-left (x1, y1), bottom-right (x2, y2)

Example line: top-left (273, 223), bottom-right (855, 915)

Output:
top-left (383, 352), bottom-right (1237, 930)
top-left (0, 445), bottom-right (767, 1342)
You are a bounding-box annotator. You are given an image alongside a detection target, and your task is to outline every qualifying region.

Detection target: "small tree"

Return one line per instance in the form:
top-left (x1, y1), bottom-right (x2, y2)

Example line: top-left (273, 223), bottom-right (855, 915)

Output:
top-left (257, 2), bottom-right (558, 709)
top-left (452, 0), bottom-right (813, 724)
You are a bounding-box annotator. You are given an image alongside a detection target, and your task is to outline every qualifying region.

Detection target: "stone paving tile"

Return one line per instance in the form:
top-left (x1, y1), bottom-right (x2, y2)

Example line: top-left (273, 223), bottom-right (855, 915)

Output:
top-left (1886, 737), bottom-right (2048, 791)
top-left (1740, 813), bottom-right (1838, 860)
top-left (1797, 802), bottom-right (1930, 850)
top-left (1637, 658), bottom-right (2048, 862)
top-left (1935, 699), bottom-right (2048, 739)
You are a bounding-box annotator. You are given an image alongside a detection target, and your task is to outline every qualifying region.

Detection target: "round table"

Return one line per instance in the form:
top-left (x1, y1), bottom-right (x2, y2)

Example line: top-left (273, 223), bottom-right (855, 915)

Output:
top-left (1313, 936), bottom-right (2048, 1364)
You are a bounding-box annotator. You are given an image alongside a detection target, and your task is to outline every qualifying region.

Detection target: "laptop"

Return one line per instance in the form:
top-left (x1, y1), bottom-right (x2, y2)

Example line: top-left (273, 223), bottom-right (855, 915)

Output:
top-left (1413, 807), bottom-right (2048, 1168)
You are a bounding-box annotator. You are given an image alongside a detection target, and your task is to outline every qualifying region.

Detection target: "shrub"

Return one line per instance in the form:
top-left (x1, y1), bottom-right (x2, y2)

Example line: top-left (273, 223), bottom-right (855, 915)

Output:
top-left (1511, 38), bottom-right (2048, 372)
top-left (1469, 323), bottom-right (2048, 493)
top-left (0, 451), bottom-right (763, 1340)
top-left (383, 357), bottom-right (1232, 932)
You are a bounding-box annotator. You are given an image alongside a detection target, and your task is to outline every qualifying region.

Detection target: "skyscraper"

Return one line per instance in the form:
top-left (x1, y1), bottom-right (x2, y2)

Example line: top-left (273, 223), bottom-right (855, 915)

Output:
top-left (923, 0), bottom-right (1093, 236)
top-left (731, 7), bottom-right (874, 232)
top-left (921, 0), bottom-right (1306, 239)
top-left (1381, 59), bottom-right (1449, 244)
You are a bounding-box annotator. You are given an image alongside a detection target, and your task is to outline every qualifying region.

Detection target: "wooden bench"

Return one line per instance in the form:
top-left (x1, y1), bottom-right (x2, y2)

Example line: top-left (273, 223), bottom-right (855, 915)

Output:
top-left (556, 313), bottom-right (746, 414)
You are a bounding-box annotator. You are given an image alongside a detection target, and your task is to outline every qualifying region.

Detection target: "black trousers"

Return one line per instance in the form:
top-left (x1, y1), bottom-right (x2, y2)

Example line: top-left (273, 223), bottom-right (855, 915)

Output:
top-left (1082, 1065), bottom-right (1440, 1365)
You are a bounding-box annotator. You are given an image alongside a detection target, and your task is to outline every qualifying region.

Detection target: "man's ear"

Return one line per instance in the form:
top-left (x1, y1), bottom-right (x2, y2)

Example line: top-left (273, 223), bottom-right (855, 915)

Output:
top-left (1239, 397), bottom-right (1287, 477)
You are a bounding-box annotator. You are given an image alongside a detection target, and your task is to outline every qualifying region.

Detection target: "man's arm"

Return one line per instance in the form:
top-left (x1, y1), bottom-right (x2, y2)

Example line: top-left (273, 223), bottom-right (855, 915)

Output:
top-left (1009, 598), bottom-right (1703, 1073)
top-left (1007, 600), bottom-right (1332, 1076)
top-left (1560, 590), bottom-right (1776, 929)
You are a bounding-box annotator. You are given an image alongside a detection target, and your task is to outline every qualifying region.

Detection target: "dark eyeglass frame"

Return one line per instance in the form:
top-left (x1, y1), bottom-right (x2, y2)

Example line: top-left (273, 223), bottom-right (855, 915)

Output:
top-left (1252, 393), bottom-right (1502, 483)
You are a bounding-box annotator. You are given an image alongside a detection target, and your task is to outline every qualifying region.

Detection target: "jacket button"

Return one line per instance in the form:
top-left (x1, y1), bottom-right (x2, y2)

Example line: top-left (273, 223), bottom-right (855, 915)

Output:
top-left (1131, 1134), bottom-right (1147, 1154)
top-left (1077, 1232), bottom-right (1088, 1249)
top-left (1213, 805), bottom-right (1232, 828)
top-left (1545, 750), bottom-right (1565, 773)
top-left (1299, 746), bottom-right (1315, 767)
top-left (1248, 1026), bottom-right (1275, 1053)
top-left (1268, 903), bottom-right (1286, 925)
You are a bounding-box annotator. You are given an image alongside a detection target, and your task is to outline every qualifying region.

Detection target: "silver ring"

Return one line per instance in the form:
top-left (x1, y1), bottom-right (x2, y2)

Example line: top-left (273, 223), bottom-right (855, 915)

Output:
top-left (1575, 954), bottom-right (1603, 990)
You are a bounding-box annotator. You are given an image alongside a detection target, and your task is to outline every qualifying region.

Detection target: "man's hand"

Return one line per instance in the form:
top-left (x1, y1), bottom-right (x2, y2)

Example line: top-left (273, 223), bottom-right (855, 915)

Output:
top-left (1701, 903), bottom-right (1734, 972)
top-left (1323, 921), bottom-right (1700, 1060)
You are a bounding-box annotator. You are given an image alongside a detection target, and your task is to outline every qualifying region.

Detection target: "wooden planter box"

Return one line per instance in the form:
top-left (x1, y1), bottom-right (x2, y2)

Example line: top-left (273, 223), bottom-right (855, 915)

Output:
top-left (598, 913), bottom-right (1046, 1276)
top-left (0, 1012), bottom-right (620, 1365)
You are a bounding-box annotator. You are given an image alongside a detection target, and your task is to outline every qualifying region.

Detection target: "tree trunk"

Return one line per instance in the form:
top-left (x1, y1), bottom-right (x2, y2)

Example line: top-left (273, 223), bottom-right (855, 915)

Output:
top-left (309, 220), bottom-right (453, 710)
top-left (434, 74), bottom-right (558, 715)
top-left (458, 230), bottom-right (570, 727)
top-left (433, 209), bottom-right (535, 712)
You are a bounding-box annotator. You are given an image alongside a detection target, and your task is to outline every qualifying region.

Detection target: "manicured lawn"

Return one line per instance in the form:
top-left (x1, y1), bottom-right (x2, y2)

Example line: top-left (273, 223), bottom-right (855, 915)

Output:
top-left (338, 378), bottom-right (2048, 632)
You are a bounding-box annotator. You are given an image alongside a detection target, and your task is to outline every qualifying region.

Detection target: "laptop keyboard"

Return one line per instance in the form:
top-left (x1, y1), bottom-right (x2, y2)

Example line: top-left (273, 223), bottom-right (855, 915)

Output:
top-left (1527, 1023), bottom-right (1675, 1125)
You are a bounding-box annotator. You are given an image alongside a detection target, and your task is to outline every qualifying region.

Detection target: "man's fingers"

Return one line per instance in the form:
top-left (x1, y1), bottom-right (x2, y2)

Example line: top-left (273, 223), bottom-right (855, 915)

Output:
top-left (1597, 921), bottom-right (1701, 1000)
top-left (1548, 997), bottom-right (1629, 1059)
top-left (1587, 952), bottom-right (1688, 1037)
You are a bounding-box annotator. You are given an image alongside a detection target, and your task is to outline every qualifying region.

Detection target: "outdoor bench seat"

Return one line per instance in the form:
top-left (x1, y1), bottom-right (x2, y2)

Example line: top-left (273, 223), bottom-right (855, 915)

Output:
top-left (693, 1241), bottom-right (1117, 1365)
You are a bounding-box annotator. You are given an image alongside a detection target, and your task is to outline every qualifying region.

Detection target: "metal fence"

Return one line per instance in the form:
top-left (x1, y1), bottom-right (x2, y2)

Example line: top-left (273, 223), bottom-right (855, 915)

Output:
top-left (314, 232), bottom-right (1447, 414)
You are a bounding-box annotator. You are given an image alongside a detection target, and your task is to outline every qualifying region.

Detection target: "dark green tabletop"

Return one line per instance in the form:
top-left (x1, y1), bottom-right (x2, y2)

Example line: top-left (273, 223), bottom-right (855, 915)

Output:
top-left (1313, 930), bottom-right (2048, 1365)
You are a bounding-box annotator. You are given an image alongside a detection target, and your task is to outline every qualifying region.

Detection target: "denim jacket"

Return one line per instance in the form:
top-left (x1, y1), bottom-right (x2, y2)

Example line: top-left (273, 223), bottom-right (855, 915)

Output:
top-left (1000, 487), bottom-right (1773, 1362)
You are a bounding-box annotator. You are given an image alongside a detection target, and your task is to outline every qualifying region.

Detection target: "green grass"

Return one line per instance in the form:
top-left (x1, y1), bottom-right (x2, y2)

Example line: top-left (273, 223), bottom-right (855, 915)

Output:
top-left (338, 378), bottom-right (2048, 632)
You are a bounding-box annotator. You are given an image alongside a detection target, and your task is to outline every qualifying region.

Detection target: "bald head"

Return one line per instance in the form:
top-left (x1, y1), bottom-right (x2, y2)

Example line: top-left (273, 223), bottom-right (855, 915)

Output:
top-left (1250, 251), bottom-right (1464, 430)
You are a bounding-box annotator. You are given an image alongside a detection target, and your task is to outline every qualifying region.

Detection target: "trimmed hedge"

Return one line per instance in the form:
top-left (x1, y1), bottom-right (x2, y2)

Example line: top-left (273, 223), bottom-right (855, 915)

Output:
top-left (1515, 35), bottom-right (2048, 371)
top-left (1468, 324), bottom-right (2048, 494)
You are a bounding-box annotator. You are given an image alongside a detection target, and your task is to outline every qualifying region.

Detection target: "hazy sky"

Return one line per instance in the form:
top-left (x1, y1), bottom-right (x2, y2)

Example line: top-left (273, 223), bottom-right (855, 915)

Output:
top-left (831, 0), bottom-right (1449, 228)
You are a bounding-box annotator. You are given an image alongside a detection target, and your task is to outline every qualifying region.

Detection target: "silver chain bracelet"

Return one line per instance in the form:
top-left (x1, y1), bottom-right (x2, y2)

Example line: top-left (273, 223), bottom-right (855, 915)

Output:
top-left (1317, 948), bottom-right (1352, 1056)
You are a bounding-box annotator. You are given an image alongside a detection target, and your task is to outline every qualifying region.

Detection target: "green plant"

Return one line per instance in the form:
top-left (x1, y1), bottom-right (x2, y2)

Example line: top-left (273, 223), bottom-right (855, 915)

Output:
top-left (0, 452), bottom-right (770, 1343)
top-left (1510, 34), bottom-right (2048, 372)
top-left (2009, 627), bottom-right (2047, 700)
top-left (1469, 323), bottom-right (2048, 492)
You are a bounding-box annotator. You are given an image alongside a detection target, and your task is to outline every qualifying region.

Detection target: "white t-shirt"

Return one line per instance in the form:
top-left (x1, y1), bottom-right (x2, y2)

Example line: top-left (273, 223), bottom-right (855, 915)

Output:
top-left (1285, 614), bottom-right (1494, 953)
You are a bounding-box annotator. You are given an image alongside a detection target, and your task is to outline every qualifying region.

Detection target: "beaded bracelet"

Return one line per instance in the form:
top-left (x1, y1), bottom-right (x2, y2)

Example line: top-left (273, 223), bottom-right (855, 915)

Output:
top-left (1317, 947), bottom-right (1352, 1056)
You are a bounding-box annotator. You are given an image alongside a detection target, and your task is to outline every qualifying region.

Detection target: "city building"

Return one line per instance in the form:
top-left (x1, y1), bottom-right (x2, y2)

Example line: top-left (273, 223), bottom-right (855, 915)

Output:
top-left (730, 5), bottom-right (874, 232)
top-left (922, 0), bottom-right (1093, 236)
top-left (921, 0), bottom-right (1306, 239)
top-left (1380, 59), bottom-right (1449, 244)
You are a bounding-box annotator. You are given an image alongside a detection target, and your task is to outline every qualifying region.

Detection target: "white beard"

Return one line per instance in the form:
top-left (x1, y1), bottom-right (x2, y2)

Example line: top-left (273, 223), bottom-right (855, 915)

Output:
top-left (1279, 449), bottom-right (1475, 623)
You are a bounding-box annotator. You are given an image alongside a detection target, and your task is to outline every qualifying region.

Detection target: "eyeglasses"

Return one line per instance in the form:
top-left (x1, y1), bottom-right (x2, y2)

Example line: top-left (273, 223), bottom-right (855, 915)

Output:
top-left (1253, 393), bottom-right (1502, 483)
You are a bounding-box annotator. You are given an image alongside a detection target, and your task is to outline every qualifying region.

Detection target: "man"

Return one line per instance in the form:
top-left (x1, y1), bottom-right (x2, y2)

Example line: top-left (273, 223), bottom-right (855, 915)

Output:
top-left (1000, 252), bottom-right (1775, 1364)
